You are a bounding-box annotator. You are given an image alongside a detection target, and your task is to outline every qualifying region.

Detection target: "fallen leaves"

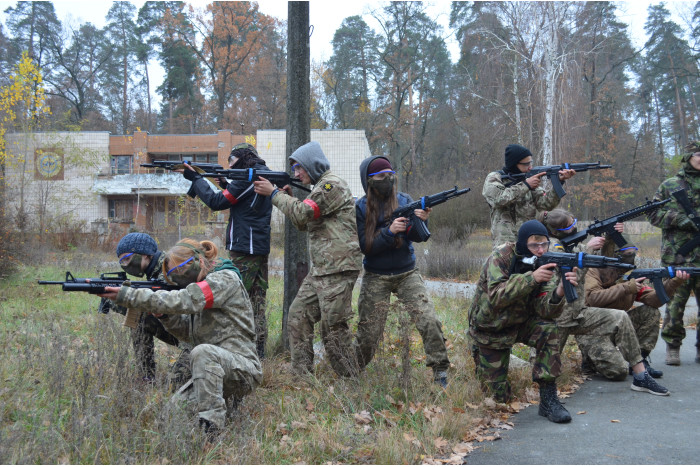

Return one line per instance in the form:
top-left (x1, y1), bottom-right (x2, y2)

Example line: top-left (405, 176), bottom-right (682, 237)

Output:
top-left (353, 411), bottom-right (372, 425)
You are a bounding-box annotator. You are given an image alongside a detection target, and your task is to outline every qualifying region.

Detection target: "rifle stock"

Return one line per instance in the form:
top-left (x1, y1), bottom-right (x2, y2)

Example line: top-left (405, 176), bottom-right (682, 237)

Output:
top-left (523, 251), bottom-right (635, 303)
top-left (671, 189), bottom-right (700, 257)
top-left (389, 186), bottom-right (470, 242)
top-left (559, 197), bottom-right (672, 250)
top-left (502, 161), bottom-right (611, 197)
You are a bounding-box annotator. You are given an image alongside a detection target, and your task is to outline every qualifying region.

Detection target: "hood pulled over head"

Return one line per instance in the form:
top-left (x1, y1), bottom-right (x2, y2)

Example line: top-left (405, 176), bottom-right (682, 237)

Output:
top-left (289, 141), bottom-right (330, 184)
top-left (359, 155), bottom-right (393, 193)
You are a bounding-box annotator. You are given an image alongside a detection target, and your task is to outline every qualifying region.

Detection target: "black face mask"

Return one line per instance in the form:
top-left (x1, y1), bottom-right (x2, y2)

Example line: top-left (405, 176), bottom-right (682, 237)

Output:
top-left (368, 175), bottom-right (395, 198)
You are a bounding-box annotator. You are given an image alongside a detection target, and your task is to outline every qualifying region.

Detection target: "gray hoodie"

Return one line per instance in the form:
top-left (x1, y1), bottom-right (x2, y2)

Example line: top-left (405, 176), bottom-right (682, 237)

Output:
top-left (290, 141), bottom-right (330, 184)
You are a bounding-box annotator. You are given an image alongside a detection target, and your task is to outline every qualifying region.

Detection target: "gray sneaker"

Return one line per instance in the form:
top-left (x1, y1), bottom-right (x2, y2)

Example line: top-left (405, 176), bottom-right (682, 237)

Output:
top-left (631, 372), bottom-right (670, 396)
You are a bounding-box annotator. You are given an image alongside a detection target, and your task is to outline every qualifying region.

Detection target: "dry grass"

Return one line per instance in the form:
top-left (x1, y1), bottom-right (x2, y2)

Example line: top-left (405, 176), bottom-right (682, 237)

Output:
top-left (0, 241), bottom-right (595, 464)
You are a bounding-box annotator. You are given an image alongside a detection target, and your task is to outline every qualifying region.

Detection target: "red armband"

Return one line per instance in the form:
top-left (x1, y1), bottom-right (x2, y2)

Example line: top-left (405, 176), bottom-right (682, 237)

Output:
top-left (303, 199), bottom-right (321, 219)
top-left (636, 286), bottom-right (653, 302)
top-left (196, 280), bottom-right (215, 309)
top-left (537, 292), bottom-right (548, 298)
top-left (222, 189), bottom-right (238, 205)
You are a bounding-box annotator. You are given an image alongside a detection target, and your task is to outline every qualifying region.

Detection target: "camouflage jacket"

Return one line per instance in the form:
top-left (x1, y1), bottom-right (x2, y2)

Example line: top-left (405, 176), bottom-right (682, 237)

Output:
top-left (272, 170), bottom-right (362, 276)
top-left (647, 160), bottom-right (700, 266)
top-left (468, 242), bottom-right (565, 348)
top-left (482, 170), bottom-right (562, 246)
top-left (584, 267), bottom-right (684, 311)
top-left (114, 260), bottom-right (261, 380)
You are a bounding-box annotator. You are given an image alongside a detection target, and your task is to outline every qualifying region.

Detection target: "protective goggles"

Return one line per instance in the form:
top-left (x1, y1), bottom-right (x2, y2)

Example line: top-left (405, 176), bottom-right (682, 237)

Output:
top-left (556, 218), bottom-right (577, 231)
top-left (166, 257), bottom-right (195, 276)
top-left (368, 169), bottom-right (396, 177)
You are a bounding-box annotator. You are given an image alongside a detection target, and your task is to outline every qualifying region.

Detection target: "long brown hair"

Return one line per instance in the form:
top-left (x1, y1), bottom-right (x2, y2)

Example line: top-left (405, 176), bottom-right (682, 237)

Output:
top-left (364, 182), bottom-right (401, 251)
top-left (536, 209), bottom-right (574, 239)
top-left (163, 238), bottom-right (219, 281)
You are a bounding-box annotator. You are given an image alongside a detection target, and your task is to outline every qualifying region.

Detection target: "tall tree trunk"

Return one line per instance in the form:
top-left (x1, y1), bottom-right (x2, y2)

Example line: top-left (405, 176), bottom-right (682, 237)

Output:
top-left (122, 54), bottom-right (128, 133)
top-left (653, 87), bottom-right (665, 180)
top-left (686, 75), bottom-right (700, 139)
top-left (542, 3), bottom-right (560, 166)
top-left (282, 1), bottom-right (310, 350)
top-left (512, 53), bottom-right (522, 143)
top-left (144, 60), bottom-right (151, 132)
top-left (668, 52), bottom-right (688, 147)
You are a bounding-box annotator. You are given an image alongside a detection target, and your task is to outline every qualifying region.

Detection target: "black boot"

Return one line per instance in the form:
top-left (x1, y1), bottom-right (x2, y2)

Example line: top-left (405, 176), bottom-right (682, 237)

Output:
top-left (537, 381), bottom-right (571, 424)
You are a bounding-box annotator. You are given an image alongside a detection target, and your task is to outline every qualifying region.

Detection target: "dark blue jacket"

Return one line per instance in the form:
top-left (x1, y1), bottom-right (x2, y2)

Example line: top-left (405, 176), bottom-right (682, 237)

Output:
top-left (356, 192), bottom-right (426, 275)
top-left (188, 161), bottom-right (272, 255)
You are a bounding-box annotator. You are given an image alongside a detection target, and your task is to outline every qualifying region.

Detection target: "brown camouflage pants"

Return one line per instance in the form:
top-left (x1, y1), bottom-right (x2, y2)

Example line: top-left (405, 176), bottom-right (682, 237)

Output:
top-left (627, 304), bottom-right (661, 356)
top-left (572, 306), bottom-right (644, 381)
top-left (288, 270), bottom-right (359, 377)
top-left (170, 344), bottom-right (261, 428)
top-left (355, 269), bottom-right (449, 372)
top-left (230, 252), bottom-right (269, 358)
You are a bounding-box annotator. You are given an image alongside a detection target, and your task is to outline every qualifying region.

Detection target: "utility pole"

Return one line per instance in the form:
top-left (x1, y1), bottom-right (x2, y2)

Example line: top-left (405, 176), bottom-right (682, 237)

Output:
top-left (282, 1), bottom-right (311, 349)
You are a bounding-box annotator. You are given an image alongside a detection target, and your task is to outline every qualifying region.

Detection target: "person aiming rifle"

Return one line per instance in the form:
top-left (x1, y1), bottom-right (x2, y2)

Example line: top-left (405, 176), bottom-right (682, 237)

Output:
top-left (469, 220), bottom-right (579, 422)
top-left (583, 241), bottom-right (688, 393)
top-left (647, 141), bottom-right (700, 365)
top-left (38, 233), bottom-right (191, 385)
top-left (539, 211), bottom-right (670, 394)
top-left (97, 238), bottom-right (262, 439)
top-left (178, 143), bottom-right (272, 359)
top-left (253, 141), bottom-right (362, 378)
top-left (354, 156), bottom-right (454, 387)
top-left (483, 144), bottom-right (576, 246)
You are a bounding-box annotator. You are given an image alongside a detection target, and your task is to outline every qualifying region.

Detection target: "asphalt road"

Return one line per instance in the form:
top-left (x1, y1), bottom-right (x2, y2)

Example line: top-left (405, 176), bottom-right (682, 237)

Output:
top-left (465, 329), bottom-right (700, 465)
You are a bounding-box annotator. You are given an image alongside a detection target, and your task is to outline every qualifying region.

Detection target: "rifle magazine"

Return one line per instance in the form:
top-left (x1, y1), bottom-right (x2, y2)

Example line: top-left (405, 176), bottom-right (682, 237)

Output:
top-left (123, 309), bottom-right (142, 329)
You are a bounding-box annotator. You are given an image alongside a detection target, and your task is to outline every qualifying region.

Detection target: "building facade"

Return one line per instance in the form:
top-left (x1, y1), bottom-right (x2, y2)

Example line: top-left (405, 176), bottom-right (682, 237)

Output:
top-left (3, 129), bottom-right (371, 240)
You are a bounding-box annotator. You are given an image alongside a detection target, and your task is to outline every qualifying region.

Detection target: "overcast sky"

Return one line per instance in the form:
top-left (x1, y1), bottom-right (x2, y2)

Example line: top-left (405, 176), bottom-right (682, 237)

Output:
top-left (0, 1), bottom-right (694, 107)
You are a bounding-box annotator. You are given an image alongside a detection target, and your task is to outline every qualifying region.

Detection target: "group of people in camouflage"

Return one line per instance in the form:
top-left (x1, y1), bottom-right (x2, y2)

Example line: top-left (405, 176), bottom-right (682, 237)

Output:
top-left (472, 142), bottom-right (700, 423)
top-left (97, 138), bottom-right (700, 434)
top-left (97, 141), bottom-right (448, 437)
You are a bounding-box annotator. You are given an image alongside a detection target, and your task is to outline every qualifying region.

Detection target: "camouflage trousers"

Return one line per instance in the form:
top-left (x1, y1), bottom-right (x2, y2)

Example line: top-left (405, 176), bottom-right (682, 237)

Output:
top-left (132, 313), bottom-right (191, 383)
top-left (473, 319), bottom-right (561, 402)
top-left (661, 276), bottom-right (700, 348)
top-left (355, 269), bottom-right (449, 372)
top-left (288, 270), bottom-right (359, 377)
top-left (170, 344), bottom-right (262, 428)
top-left (230, 252), bottom-right (269, 358)
top-left (571, 306), bottom-right (644, 381)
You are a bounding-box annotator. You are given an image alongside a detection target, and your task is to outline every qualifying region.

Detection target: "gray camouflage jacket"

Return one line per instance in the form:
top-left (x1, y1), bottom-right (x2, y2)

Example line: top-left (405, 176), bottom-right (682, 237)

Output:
top-left (114, 260), bottom-right (262, 381)
top-left (482, 170), bottom-right (562, 246)
top-left (272, 170), bottom-right (362, 276)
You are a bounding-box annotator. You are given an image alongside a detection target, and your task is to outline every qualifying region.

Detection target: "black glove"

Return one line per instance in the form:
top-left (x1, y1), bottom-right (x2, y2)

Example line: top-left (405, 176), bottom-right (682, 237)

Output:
top-left (183, 167), bottom-right (201, 181)
top-left (217, 177), bottom-right (228, 189)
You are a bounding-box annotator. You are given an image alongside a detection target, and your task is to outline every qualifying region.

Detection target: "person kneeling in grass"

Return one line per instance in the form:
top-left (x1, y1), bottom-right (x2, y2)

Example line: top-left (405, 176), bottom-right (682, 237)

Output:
top-left (99, 238), bottom-right (261, 437)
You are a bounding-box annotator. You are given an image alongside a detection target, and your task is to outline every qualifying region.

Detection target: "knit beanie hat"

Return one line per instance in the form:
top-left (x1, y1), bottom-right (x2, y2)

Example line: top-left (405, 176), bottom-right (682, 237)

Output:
top-left (516, 220), bottom-right (550, 256)
top-left (367, 158), bottom-right (393, 177)
top-left (504, 144), bottom-right (533, 174)
top-left (116, 233), bottom-right (158, 257)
